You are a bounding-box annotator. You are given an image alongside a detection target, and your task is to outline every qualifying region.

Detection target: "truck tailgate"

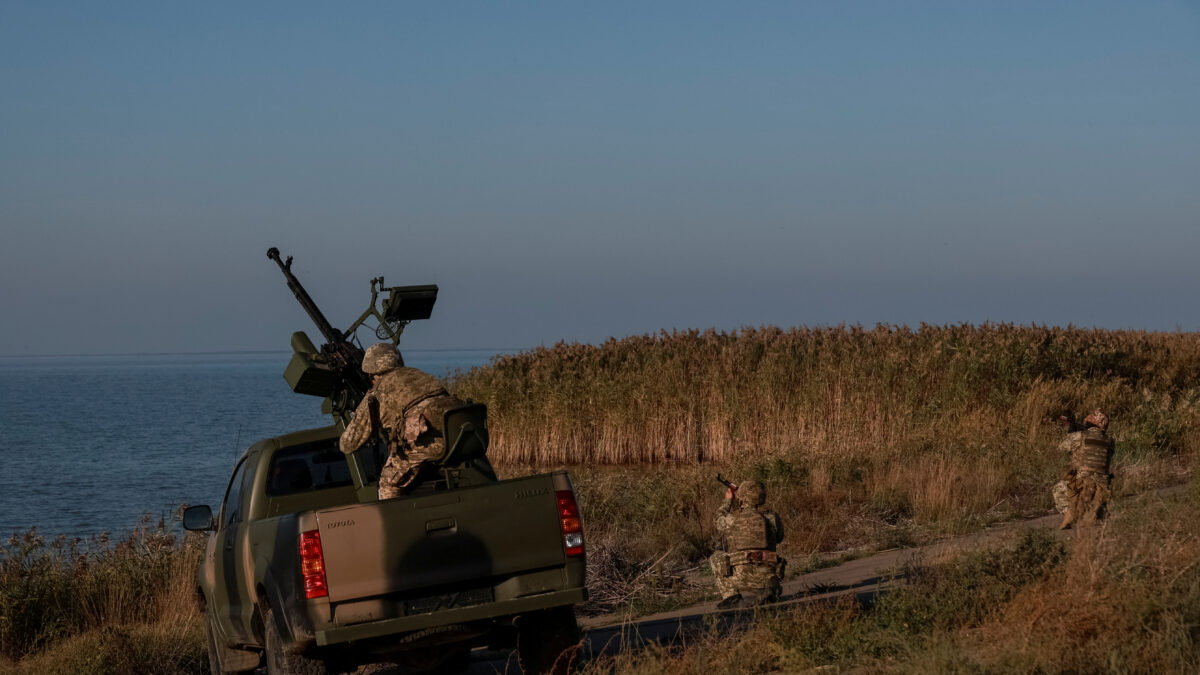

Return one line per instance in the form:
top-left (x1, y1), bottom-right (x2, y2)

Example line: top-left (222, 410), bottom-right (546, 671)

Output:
top-left (315, 474), bottom-right (565, 603)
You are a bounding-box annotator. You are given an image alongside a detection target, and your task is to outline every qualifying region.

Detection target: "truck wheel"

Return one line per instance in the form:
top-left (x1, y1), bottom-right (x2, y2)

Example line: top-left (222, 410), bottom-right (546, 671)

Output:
top-left (263, 606), bottom-right (329, 675)
top-left (516, 606), bottom-right (581, 675)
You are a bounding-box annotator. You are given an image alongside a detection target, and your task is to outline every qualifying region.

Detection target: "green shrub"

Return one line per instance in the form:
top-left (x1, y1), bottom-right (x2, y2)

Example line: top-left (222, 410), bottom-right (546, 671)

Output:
top-left (873, 528), bottom-right (1066, 639)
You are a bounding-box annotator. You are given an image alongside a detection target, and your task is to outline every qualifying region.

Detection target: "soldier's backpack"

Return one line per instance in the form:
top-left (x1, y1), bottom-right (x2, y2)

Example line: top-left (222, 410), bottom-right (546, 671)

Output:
top-left (728, 508), bottom-right (771, 551)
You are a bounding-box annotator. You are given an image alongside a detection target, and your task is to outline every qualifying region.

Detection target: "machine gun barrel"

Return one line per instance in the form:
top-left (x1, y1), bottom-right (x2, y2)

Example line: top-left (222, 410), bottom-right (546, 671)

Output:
top-left (267, 247), bottom-right (343, 346)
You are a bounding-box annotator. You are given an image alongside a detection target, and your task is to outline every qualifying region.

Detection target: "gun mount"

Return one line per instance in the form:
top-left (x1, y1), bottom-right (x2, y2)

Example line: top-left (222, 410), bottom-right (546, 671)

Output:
top-left (267, 247), bottom-right (438, 425)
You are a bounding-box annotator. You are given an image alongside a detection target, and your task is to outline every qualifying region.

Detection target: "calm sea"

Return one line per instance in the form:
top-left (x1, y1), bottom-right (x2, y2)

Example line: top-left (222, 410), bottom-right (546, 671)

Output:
top-left (0, 350), bottom-right (506, 539)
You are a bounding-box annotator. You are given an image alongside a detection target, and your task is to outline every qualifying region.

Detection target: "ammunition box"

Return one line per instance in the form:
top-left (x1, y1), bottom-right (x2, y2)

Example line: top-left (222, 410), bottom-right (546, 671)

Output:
top-left (285, 351), bottom-right (336, 397)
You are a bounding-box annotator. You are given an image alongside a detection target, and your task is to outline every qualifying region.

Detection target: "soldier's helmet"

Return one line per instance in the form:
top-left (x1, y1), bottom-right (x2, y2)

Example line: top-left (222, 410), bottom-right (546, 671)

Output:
top-left (362, 343), bottom-right (404, 375)
top-left (1084, 409), bottom-right (1109, 431)
top-left (739, 480), bottom-right (767, 506)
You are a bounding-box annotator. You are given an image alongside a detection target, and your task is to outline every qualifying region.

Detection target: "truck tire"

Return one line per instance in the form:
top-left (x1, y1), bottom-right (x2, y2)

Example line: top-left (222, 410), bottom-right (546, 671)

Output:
top-left (516, 606), bottom-right (581, 675)
top-left (263, 606), bottom-right (329, 675)
top-left (205, 614), bottom-right (258, 675)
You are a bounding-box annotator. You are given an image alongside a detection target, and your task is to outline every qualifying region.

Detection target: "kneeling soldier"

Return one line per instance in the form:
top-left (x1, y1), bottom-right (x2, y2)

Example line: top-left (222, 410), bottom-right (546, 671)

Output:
top-left (710, 479), bottom-right (786, 609)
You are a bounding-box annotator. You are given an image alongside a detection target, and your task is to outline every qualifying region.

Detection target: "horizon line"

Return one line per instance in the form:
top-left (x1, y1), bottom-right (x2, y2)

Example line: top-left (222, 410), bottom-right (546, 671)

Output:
top-left (0, 347), bottom-right (528, 359)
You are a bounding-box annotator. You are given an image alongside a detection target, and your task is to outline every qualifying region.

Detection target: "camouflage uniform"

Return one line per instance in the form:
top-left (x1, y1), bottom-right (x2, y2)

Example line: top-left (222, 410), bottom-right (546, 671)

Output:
top-left (709, 481), bottom-right (785, 606)
top-left (1052, 410), bottom-right (1115, 529)
top-left (340, 345), bottom-right (465, 500)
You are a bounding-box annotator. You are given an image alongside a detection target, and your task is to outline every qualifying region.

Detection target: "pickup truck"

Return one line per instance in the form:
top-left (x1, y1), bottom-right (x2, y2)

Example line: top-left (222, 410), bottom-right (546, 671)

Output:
top-left (183, 412), bottom-right (587, 675)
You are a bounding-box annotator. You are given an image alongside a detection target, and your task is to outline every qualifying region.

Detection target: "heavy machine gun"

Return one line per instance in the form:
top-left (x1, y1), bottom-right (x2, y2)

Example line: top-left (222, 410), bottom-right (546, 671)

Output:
top-left (267, 247), bottom-right (438, 426)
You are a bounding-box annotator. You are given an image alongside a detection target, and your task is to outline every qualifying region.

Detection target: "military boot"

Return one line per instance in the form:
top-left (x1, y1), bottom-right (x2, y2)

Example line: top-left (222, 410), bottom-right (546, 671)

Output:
top-left (737, 591), bottom-right (767, 608)
top-left (716, 593), bottom-right (743, 610)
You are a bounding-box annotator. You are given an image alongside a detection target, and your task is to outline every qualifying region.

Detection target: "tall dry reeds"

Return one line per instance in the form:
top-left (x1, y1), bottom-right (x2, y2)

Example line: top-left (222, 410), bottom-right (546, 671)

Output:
top-left (453, 324), bottom-right (1200, 467)
top-left (454, 325), bottom-right (1200, 537)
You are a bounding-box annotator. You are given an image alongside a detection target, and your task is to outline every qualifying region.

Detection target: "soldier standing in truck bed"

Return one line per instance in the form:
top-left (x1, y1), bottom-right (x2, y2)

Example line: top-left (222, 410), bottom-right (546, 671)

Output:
top-left (340, 343), bottom-right (465, 499)
top-left (1052, 409), bottom-right (1115, 529)
top-left (710, 480), bottom-right (786, 609)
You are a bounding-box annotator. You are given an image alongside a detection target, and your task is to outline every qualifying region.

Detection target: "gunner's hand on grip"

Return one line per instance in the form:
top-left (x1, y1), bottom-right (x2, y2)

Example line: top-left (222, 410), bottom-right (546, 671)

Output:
top-left (716, 474), bottom-right (738, 501)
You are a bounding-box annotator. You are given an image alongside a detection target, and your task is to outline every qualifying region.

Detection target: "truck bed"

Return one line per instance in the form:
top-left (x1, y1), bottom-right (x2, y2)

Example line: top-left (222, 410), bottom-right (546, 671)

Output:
top-left (316, 473), bottom-right (570, 606)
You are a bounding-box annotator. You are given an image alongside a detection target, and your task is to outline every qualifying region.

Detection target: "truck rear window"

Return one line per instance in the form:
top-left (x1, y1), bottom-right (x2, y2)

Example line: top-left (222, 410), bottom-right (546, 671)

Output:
top-left (267, 442), bottom-right (354, 497)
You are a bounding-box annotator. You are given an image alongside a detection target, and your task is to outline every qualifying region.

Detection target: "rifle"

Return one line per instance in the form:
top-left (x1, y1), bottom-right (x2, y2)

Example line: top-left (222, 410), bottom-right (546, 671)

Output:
top-left (716, 474), bottom-right (738, 500)
top-left (1056, 412), bottom-right (1085, 433)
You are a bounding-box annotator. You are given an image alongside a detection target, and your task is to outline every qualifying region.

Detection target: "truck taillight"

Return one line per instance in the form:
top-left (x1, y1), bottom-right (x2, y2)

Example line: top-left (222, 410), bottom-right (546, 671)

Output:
top-left (555, 490), bottom-right (584, 557)
top-left (299, 530), bottom-right (328, 599)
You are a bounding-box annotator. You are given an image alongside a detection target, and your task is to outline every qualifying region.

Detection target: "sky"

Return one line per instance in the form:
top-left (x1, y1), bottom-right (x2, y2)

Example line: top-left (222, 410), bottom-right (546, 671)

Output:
top-left (2, 1), bottom-right (1199, 355)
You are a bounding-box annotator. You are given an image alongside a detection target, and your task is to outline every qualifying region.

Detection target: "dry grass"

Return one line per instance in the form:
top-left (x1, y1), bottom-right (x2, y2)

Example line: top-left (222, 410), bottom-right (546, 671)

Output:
top-left (456, 324), bottom-right (1200, 613)
top-left (3, 619), bottom-right (204, 675)
top-left (582, 485), bottom-right (1200, 674)
top-left (952, 490), bottom-right (1200, 673)
top-left (0, 514), bottom-right (205, 672)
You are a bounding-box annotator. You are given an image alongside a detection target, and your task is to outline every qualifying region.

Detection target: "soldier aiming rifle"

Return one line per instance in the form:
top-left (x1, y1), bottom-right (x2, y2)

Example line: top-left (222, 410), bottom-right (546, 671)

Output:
top-left (716, 474), bottom-right (738, 502)
top-left (1052, 409), bottom-right (1115, 529)
top-left (1055, 411), bottom-right (1086, 433)
top-left (709, 475), bottom-right (786, 609)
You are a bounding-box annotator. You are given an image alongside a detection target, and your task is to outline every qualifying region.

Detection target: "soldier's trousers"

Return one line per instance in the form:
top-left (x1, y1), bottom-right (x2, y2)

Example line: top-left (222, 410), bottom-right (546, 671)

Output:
top-left (378, 452), bottom-right (421, 500)
top-left (1051, 478), bottom-right (1073, 514)
top-left (1052, 471), bottom-right (1110, 524)
top-left (710, 554), bottom-right (781, 602)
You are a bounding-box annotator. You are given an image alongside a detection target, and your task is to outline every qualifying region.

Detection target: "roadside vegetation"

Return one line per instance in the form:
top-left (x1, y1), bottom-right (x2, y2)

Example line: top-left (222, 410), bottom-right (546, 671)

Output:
top-left (453, 324), bottom-right (1200, 613)
top-left (4, 323), bottom-right (1198, 671)
top-left (582, 480), bottom-right (1200, 673)
top-left (0, 516), bottom-right (204, 674)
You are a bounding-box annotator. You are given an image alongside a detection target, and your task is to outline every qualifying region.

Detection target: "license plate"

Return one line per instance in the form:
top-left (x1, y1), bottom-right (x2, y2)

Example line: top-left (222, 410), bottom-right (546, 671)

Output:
top-left (404, 587), bottom-right (494, 615)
